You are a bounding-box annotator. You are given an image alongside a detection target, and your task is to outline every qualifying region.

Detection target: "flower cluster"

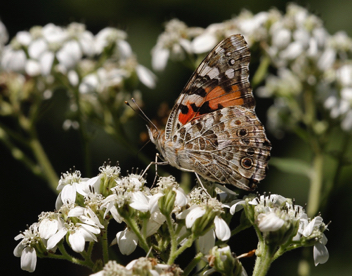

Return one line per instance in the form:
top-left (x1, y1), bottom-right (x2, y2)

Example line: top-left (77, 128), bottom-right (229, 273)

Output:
top-left (152, 4), bottom-right (352, 134)
top-left (231, 193), bottom-right (329, 267)
top-left (14, 162), bottom-right (329, 275)
top-left (0, 21), bottom-right (155, 131)
top-left (91, 258), bottom-right (183, 276)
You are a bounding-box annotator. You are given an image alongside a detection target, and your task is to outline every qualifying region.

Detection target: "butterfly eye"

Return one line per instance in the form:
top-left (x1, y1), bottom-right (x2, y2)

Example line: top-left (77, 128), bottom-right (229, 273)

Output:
top-left (241, 157), bottom-right (253, 169)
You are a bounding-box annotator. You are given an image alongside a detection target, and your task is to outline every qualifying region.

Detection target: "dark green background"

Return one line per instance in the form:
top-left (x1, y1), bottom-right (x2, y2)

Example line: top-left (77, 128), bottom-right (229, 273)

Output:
top-left (1, 1), bottom-right (351, 275)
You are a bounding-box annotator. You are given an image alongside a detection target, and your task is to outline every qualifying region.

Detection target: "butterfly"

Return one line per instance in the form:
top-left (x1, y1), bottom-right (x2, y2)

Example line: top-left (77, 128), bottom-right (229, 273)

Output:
top-left (148, 34), bottom-right (271, 191)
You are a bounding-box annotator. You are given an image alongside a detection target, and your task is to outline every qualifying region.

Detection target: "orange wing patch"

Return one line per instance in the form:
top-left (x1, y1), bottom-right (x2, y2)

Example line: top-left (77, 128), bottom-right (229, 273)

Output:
top-left (205, 85), bottom-right (244, 110)
top-left (178, 85), bottom-right (245, 125)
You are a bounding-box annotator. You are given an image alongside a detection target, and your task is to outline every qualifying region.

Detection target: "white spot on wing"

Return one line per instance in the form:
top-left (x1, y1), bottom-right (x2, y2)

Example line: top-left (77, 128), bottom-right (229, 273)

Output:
top-left (225, 69), bottom-right (234, 79)
top-left (199, 66), bottom-right (220, 79)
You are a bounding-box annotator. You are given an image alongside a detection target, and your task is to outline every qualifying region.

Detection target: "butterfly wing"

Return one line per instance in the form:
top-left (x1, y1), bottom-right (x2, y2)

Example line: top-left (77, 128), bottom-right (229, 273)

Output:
top-left (164, 34), bottom-right (254, 140)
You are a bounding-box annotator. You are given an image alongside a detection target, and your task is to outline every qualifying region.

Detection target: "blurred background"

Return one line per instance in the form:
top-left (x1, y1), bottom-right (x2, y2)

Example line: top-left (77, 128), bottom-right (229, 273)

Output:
top-left (1, 0), bottom-right (351, 275)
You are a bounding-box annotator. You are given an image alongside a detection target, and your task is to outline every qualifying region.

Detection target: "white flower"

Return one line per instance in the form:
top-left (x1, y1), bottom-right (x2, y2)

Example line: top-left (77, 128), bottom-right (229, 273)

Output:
top-left (317, 48), bottom-right (335, 71)
top-left (14, 223), bottom-right (41, 272)
top-left (94, 27), bottom-right (127, 55)
top-left (69, 223), bottom-right (100, 252)
top-left (28, 38), bottom-right (48, 59)
top-left (16, 31), bottom-right (32, 46)
top-left (41, 23), bottom-right (68, 44)
top-left (1, 47), bottom-right (26, 71)
top-left (116, 228), bottom-right (138, 255)
top-left (271, 27), bottom-right (291, 50)
top-left (56, 40), bottom-right (82, 70)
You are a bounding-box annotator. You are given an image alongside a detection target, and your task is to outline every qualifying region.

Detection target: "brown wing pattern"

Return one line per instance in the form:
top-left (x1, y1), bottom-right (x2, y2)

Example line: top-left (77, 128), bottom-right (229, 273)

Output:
top-left (173, 106), bottom-right (271, 190)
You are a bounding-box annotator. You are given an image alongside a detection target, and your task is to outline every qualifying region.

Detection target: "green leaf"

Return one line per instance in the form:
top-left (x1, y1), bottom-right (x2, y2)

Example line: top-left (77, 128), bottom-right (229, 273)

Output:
top-left (270, 157), bottom-right (311, 177)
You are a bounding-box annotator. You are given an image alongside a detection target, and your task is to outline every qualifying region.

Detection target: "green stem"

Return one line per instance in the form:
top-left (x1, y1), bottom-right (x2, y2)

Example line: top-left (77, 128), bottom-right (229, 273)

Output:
top-left (307, 152), bottom-right (324, 217)
top-left (183, 252), bottom-right (204, 276)
top-left (71, 86), bottom-right (92, 176)
top-left (169, 235), bottom-right (196, 264)
top-left (252, 241), bottom-right (274, 276)
top-left (101, 221), bottom-right (110, 265)
top-left (0, 127), bottom-right (43, 178)
top-left (166, 215), bottom-right (177, 265)
top-left (56, 244), bottom-right (95, 269)
top-left (29, 133), bottom-right (59, 192)
top-left (252, 54), bottom-right (271, 88)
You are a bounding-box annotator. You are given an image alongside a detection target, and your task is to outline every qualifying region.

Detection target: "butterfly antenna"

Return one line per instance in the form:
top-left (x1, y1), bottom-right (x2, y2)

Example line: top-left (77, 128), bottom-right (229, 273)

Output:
top-left (125, 98), bottom-right (160, 133)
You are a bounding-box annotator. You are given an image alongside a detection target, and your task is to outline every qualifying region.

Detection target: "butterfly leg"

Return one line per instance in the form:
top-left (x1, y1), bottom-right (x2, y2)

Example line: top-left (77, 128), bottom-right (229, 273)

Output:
top-left (140, 153), bottom-right (168, 187)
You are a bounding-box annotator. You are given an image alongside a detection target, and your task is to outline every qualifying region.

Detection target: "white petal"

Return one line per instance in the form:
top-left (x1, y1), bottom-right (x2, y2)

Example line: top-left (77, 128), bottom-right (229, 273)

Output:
top-left (317, 48), bottom-right (335, 71)
top-left (152, 47), bottom-right (169, 71)
top-left (279, 41), bottom-right (303, 60)
top-left (192, 33), bottom-right (218, 54)
top-left (149, 193), bottom-right (163, 214)
top-left (69, 232), bottom-right (86, 252)
top-left (39, 218), bottom-right (59, 239)
top-left (214, 216), bottom-right (231, 241)
top-left (39, 51), bottom-right (54, 75)
top-left (185, 207), bottom-right (206, 228)
top-left (60, 184), bottom-right (77, 205)
top-left (79, 31), bottom-right (95, 56)
top-left (47, 228), bottom-right (67, 250)
top-left (42, 23), bottom-right (68, 44)
top-left (1, 48), bottom-right (26, 71)
top-left (57, 40), bottom-right (82, 69)
top-left (79, 73), bottom-right (99, 94)
top-left (68, 206), bottom-right (85, 217)
top-left (21, 247), bottom-right (37, 272)
top-left (302, 216), bottom-right (323, 237)
top-left (116, 229), bottom-right (138, 255)
top-left (230, 200), bottom-right (245, 215)
top-left (129, 191), bottom-right (150, 212)
top-left (314, 242), bottom-right (329, 266)
top-left (175, 188), bottom-right (188, 207)
top-left (145, 211), bottom-right (165, 237)
top-left (25, 60), bottom-right (41, 76)
top-left (28, 38), bottom-right (48, 59)
top-left (68, 70), bottom-right (79, 86)
top-left (136, 65), bottom-right (156, 89)
top-left (257, 212), bottom-right (284, 232)
top-left (16, 31), bottom-right (32, 46)
top-left (13, 242), bottom-right (25, 257)
top-left (117, 40), bottom-right (132, 58)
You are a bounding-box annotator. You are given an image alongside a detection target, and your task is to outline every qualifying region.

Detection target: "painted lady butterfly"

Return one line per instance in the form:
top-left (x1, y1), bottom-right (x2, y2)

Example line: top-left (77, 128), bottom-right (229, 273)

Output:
top-left (148, 34), bottom-right (271, 191)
